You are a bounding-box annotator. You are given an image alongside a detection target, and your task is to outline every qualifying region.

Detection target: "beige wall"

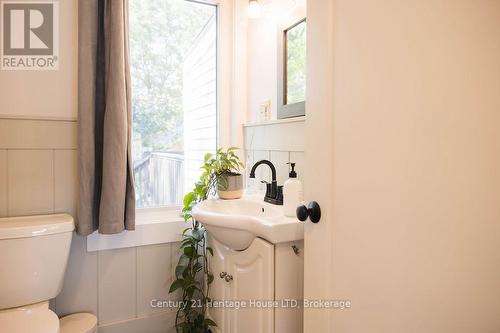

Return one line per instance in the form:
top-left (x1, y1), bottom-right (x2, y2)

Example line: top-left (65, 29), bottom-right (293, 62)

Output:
top-left (328, 0), bottom-right (500, 331)
top-left (0, 0), bottom-right (77, 119)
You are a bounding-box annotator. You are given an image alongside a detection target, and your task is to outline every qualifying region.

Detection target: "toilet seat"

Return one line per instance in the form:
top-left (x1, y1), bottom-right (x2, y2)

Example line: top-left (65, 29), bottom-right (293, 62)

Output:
top-left (60, 313), bottom-right (97, 333)
top-left (0, 303), bottom-right (59, 333)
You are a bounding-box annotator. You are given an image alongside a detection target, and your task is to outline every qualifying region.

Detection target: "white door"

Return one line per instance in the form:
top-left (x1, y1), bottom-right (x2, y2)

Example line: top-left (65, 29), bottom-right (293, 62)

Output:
top-left (304, 0), bottom-right (500, 332)
top-left (302, 0), bottom-right (335, 332)
top-left (209, 237), bottom-right (274, 333)
top-left (227, 238), bottom-right (274, 333)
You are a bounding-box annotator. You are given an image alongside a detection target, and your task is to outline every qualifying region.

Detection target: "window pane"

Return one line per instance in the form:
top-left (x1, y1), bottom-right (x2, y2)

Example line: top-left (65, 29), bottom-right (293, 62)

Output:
top-left (286, 21), bottom-right (307, 105)
top-left (130, 0), bottom-right (217, 208)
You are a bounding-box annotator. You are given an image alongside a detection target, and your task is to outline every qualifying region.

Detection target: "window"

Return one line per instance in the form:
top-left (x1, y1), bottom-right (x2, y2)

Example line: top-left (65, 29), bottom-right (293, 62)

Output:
top-left (129, 0), bottom-right (218, 209)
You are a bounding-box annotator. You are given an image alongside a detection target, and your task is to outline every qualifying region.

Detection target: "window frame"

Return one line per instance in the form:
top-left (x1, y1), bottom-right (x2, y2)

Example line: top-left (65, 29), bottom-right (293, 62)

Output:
top-left (87, 0), bottom-right (231, 251)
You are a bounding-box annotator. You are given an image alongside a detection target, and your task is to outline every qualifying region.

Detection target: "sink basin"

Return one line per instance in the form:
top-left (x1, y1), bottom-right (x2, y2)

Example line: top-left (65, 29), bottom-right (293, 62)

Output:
top-left (192, 196), bottom-right (304, 250)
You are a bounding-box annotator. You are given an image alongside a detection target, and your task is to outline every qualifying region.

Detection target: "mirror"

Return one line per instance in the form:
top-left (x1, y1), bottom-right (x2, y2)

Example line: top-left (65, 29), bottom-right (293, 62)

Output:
top-left (278, 19), bottom-right (306, 119)
top-left (285, 20), bottom-right (307, 105)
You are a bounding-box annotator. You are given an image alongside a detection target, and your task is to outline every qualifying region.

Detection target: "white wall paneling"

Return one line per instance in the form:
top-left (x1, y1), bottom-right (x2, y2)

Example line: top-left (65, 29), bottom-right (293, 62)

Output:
top-left (98, 247), bottom-right (138, 324)
top-left (244, 117), bottom-right (305, 190)
top-left (270, 151), bottom-right (290, 185)
top-left (246, 150), bottom-right (271, 191)
top-left (54, 150), bottom-right (78, 216)
top-left (136, 243), bottom-right (176, 316)
top-left (7, 150), bottom-right (55, 216)
top-left (244, 118), bottom-right (305, 152)
top-left (0, 119), bottom-right (77, 149)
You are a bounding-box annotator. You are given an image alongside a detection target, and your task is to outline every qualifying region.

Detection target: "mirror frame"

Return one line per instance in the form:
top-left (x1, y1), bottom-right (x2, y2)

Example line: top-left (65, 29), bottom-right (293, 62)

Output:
top-left (277, 17), bottom-right (307, 120)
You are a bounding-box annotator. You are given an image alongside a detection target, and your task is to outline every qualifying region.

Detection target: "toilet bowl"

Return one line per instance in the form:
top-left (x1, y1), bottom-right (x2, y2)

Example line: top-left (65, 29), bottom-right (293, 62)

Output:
top-left (0, 214), bottom-right (98, 333)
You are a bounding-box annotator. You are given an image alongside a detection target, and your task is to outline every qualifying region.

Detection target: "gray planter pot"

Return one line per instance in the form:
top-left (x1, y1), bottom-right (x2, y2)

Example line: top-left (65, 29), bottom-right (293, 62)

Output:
top-left (217, 174), bottom-right (244, 200)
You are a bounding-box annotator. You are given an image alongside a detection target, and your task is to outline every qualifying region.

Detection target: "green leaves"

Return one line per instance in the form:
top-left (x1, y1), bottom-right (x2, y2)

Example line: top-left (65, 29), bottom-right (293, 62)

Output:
top-left (215, 147), bottom-right (245, 176)
top-left (171, 147), bottom-right (244, 332)
top-left (171, 218), bottom-right (213, 331)
top-left (191, 228), bottom-right (204, 241)
top-left (203, 152), bottom-right (213, 162)
top-left (181, 147), bottom-right (245, 226)
top-left (183, 191), bottom-right (196, 208)
top-left (169, 279), bottom-right (184, 293)
top-left (183, 246), bottom-right (195, 257)
top-left (175, 265), bottom-right (187, 279)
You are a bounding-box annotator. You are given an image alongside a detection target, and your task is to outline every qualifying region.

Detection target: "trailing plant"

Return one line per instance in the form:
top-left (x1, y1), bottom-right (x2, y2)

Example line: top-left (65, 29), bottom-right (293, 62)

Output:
top-left (169, 147), bottom-right (245, 333)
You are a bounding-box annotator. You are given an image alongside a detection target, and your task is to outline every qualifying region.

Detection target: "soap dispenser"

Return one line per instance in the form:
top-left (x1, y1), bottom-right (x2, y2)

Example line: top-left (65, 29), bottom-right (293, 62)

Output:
top-left (283, 163), bottom-right (303, 217)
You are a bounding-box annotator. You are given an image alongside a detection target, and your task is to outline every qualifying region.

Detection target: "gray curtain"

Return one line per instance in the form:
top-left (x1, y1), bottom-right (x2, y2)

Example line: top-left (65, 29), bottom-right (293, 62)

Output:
top-left (77, 0), bottom-right (135, 236)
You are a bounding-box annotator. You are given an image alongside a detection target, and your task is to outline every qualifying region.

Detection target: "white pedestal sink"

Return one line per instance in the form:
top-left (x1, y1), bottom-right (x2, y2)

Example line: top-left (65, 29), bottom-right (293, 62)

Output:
top-left (192, 195), bottom-right (304, 250)
top-left (194, 194), bottom-right (305, 332)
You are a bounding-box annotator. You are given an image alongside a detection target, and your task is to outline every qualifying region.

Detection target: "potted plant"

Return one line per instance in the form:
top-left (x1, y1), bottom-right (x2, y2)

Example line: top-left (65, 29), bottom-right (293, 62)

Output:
top-left (169, 147), bottom-right (245, 333)
top-left (213, 147), bottom-right (245, 199)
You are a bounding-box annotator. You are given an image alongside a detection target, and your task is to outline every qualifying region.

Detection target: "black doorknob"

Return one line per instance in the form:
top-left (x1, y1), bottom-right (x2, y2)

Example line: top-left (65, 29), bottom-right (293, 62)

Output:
top-left (296, 201), bottom-right (321, 223)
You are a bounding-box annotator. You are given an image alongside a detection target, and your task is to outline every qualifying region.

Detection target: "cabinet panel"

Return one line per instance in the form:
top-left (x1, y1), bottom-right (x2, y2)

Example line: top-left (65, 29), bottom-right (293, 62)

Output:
top-left (208, 237), bottom-right (231, 333)
top-left (227, 238), bottom-right (274, 333)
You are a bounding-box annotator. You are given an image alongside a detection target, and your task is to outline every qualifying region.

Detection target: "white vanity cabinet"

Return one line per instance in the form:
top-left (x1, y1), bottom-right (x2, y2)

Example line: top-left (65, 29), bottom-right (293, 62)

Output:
top-left (208, 237), bottom-right (304, 333)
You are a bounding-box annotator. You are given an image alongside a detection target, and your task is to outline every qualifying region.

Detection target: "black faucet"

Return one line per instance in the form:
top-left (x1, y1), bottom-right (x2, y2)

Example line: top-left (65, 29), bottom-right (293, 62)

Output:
top-left (249, 160), bottom-right (283, 205)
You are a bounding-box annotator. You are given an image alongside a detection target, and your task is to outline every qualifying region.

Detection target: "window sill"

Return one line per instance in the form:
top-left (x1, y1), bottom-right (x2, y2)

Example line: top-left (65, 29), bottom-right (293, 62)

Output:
top-left (86, 207), bottom-right (186, 252)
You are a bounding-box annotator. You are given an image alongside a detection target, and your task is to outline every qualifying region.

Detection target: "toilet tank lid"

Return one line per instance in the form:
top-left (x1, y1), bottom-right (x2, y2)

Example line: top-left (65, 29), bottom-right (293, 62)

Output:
top-left (0, 214), bottom-right (74, 240)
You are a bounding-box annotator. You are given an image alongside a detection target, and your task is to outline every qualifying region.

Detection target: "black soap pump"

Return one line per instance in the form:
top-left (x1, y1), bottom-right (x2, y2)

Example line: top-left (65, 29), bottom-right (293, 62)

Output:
top-left (289, 163), bottom-right (297, 178)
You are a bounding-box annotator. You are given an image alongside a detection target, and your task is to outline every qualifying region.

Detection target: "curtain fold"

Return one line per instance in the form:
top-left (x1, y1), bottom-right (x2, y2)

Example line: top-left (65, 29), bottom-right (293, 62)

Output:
top-left (77, 0), bottom-right (135, 236)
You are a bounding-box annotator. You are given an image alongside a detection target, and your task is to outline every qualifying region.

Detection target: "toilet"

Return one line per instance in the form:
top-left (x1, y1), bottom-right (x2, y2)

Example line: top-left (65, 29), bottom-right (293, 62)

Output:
top-left (0, 214), bottom-right (97, 333)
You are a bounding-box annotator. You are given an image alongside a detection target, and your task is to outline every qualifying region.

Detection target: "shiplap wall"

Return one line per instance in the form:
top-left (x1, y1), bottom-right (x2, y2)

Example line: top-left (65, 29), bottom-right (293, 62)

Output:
top-left (0, 118), bottom-right (180, 333)
top-left (183, 14), bottom-right (218, 191)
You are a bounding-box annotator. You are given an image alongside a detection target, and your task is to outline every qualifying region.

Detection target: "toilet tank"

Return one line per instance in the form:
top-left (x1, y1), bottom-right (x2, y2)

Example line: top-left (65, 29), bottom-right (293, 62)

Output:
top-left (0, 214), bottom-right (74, 309)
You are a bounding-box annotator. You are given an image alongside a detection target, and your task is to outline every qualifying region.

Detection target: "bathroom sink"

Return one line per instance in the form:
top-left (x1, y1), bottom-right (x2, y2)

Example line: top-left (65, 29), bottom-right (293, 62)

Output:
top-left (192, 196), bottom-right (304, 250)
